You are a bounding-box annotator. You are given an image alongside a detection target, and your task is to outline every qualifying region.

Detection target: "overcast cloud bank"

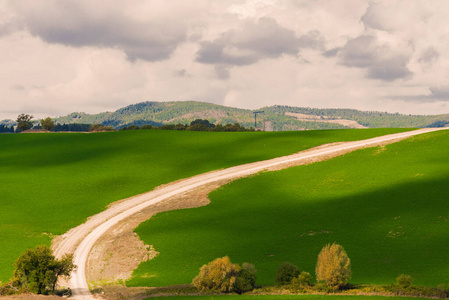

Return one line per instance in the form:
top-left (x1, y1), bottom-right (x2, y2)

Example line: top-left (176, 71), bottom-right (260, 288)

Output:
top-left (1, 0), bottom-right (449, 120)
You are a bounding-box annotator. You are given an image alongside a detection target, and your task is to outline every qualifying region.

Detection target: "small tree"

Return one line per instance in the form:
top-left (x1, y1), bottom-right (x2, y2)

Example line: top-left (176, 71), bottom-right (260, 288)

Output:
top-left (275, 262), bottom-right (301, 286)
top-left (16, 114), bottom-right (34, 132)
top-left (192, 256), bottom-right (241, 292)
top-left (234, 263), bottom-right (257, 294)
top-left (315, 243), bottom-right (351, 290)
top-left (13, 245), bottom-right (75, 294)
top-left (40, 117), bottom-right (55, 131)
top-left (396, 274), bottom-right (413, 289)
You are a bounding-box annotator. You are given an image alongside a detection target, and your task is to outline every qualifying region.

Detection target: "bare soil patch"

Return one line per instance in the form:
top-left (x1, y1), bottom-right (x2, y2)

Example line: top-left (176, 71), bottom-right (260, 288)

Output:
top-left (86, 180), bottom-right (229, 289)
top-left (285, 112), bottom-right (368, 129)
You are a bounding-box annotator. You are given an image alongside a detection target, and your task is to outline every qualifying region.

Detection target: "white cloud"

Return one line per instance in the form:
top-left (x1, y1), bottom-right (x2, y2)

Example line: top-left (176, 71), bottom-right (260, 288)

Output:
top-left (2, 0), bottom-right (449, 121)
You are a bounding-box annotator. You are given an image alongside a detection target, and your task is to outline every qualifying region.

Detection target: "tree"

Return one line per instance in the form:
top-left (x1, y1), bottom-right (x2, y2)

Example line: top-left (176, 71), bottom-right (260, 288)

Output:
top-left (234, 263), bottom-right (257, 294)
top-left (315, 243), bottom-right (351, 290)
top-left (396, 274), bottom-right (413, 289)
top-left (13, 245), bottom-right (75, 294)
top-left (192, 256), bottom-right (241, 292)
top-left (40, 117), bottom-right (55, 131)
top-left (275, 262), bottom-right (301, 286)
top-left (16, 114), bottom-right (34, 132)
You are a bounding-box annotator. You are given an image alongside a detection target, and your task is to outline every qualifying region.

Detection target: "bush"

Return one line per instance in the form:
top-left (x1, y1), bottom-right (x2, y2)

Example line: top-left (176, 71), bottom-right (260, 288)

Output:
top-left (234, 263), bottom-right (256, 294)
top-left (275, 262), bottom-right (301, 286)
top-left (192, 256), bottom-right (241, 292)
top-left (295, 271), bottom-right (313, 286)
top-left (396, 274), bottom-right (413, 289)
top-left (315, 243), bottom-right (351, 290)
top-left (289, 271), bottom-right (313, 293)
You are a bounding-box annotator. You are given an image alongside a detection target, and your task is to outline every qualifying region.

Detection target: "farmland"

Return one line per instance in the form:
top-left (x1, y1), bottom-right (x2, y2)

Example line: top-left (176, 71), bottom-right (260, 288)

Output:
top-left (0, 128), bottom-right (407, 282)
top-left (130, 130), bottom-right (449, 287)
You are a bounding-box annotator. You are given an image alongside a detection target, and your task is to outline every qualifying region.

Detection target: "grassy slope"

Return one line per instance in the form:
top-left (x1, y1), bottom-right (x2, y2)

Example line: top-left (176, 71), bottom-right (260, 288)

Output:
top-left (0, 128), bottom-right (406, 282)
top-left (152, 296), bottom-right (430, 300)
top-left (130, 130), bottom-right (449, 287)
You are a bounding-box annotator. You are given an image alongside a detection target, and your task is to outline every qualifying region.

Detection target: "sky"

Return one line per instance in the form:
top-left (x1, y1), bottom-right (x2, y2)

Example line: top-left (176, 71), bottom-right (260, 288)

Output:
top-left (1, 0), bottom-right (449, 120)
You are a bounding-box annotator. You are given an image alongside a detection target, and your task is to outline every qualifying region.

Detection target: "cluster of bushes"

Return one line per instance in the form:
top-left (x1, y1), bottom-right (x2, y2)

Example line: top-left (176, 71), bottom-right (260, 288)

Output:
top-left (118, 119), bottom-right (253, 132)
top-left (192, 243), bottom-right (449, 298)
top-left (192, 256), bottom-right (256, 294)
top-left (192, 243), bottom-right (351, 295)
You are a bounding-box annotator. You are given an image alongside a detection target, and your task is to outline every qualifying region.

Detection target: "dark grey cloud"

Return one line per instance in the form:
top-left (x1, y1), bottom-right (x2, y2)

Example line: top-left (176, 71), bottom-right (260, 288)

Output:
top-left (339, 35), bottom-right (412, 81)
top-left (7, 1), bottom-right (188, 62)
top-left (389, 86), bottom-right (449, 103)
top-left (340, 35), bottom-right (377, 68)
top-left (418, 47), bottom-right (439, 67)
top-left (196, 17), bottom-right (324, 66)
top-left (322, 47), bottom-right (341, 58)
top-left (429, 87), bottom-right (449, 100)
top-left (360, 3), bottom-right (391, 32)
top-left (214, 65), bottom-right (230, 80)
top-left (367, 56), bottom-right (412, 81)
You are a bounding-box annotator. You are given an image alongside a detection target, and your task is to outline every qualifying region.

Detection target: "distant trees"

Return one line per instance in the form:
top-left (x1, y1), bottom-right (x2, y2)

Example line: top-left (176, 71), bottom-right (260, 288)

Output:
top-left (12, 245), bottom-right (75, 294)
top-left (275, 262), bottom-right (301, 286)
top-left (40, 117), bottom-right (55, 131)
top-left (89, 124), bottom-right (115, 132)
top-left (0, 125), bottom-right (14, 133)
top-left (116, 119), bottom-right (253, 132)
top-left (16, 114), bottom-right (34, 132)
top-left (315, 243), bottom-right (351, 290)
top-left (54, 123), bottom-right (91, 132)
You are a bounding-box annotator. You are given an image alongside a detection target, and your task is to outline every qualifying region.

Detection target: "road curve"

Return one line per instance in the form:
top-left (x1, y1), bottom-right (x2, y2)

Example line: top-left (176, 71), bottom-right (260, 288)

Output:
top-left (53, 127), bottom-right (447, 299)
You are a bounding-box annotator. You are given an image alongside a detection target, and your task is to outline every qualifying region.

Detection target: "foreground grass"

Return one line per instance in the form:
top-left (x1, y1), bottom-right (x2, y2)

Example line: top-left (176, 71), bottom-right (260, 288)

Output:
top-left (0, 128), bottom-right (406, 282)
top-left (150, 295), bottom-right (431, 300)
top-left (130, 130), bottom-right (449, 287)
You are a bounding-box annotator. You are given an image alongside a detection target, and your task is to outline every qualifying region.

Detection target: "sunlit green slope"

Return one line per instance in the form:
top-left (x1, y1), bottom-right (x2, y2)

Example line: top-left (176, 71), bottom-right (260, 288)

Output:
top-left (130, 130), bottom-right (449, 287)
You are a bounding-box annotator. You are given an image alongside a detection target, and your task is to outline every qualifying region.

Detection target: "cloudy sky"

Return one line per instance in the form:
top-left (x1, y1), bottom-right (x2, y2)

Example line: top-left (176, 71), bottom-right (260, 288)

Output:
top-left (1, 0), bottom-right (449, 120)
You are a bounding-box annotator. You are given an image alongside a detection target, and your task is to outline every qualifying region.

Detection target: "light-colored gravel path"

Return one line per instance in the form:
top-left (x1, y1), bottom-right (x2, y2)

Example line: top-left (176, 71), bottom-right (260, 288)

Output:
top-left (52, 127), bottom-right (448, 299)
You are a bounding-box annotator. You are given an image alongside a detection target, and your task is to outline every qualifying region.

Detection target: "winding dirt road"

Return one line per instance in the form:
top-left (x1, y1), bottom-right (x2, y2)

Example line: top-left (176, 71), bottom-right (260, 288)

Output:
top-left (52, 127), bottom-right (447, 299)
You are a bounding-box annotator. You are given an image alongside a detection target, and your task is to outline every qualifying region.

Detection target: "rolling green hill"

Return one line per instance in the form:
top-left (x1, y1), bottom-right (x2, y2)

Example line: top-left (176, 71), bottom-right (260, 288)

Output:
top-left (129, 130), bottom-right (449, 288)
top-left (3, 101), bottom-right (449, 131)
top-left (0, 128), bottom-right (404, 282)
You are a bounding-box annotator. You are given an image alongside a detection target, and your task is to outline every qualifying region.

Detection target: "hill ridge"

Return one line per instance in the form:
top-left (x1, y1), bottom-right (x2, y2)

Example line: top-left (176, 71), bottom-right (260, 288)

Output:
top-left (3, 101), bottom-right (449, 130)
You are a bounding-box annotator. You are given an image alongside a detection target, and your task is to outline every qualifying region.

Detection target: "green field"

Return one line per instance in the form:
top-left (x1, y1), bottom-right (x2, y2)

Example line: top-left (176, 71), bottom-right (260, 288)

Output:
top-left (151, 296), bottom-right (431, 300)
top-left (0, 128), bottom-right (407, 282)
top-left (130, 130), bottom-right (449, 287)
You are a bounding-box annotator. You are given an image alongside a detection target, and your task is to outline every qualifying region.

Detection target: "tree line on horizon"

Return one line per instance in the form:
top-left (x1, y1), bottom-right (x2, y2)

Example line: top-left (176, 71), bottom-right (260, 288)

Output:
top-left (4, 101), bottom-right (449, 133)
top-left (6, 113), bottom-right (254, 133)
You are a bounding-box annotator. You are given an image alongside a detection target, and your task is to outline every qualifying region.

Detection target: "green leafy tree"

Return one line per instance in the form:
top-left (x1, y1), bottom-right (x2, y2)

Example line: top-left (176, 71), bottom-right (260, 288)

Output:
top-left (13, 245), bottom-right (75, 294)
top-left (315, 243), bottom-right (351, 290)
top-left (40, 117), bottom-right (55, 131)
top-left (275, 262), bottom-right (301, 286)
top-left (16, 114), bottom-right (34, 132)
top-left (234, 263), bottom-right (257, 294)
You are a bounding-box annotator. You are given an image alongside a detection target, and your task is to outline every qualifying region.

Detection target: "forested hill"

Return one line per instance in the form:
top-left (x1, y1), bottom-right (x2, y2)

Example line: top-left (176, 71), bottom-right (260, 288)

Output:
top-left (3, 101), bottom-right (449, 131)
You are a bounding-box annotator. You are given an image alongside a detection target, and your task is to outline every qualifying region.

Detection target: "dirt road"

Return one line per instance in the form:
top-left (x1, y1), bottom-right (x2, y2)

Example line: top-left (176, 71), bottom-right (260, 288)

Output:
top-left (52, 127), bottom-right (447, 299)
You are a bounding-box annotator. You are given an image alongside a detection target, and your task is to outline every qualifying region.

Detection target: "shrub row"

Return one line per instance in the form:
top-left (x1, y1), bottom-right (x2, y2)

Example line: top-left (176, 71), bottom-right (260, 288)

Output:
top-left (192, 243), bottom-right (449, 298)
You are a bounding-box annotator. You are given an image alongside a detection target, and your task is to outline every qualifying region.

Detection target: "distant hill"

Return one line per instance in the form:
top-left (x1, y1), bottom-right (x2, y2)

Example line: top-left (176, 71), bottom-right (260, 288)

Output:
top-left (3, 101), bottom-right (449, 130)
